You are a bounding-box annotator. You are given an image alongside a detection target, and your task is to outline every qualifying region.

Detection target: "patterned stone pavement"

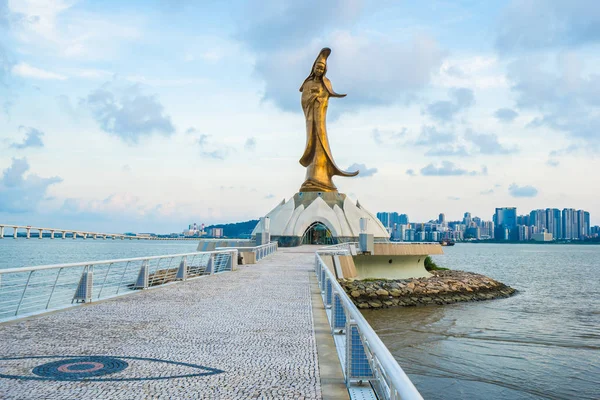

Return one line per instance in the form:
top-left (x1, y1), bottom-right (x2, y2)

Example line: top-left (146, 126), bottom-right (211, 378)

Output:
top-left (0, 247), bottom-right (328, 399)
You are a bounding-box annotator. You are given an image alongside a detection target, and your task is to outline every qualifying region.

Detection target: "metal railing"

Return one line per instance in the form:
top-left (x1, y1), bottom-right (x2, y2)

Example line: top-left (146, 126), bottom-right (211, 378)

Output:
top-left (0, 250), bottom-right (237, 322)
top-left (315, 248), bottom-right (423, 400)
top-left (217, 241), bottom-right (278, 262)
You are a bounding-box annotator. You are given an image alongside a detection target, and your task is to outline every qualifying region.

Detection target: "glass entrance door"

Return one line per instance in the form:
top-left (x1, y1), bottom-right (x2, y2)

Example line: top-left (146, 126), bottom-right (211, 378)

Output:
top-left (302, 222), bottom-right (335, 245)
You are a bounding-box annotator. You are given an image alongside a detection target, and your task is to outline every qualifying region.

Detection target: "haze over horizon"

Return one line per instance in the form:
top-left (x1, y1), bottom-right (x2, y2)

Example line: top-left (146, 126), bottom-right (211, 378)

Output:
top-left (1, 0), bottom-right (599, 233)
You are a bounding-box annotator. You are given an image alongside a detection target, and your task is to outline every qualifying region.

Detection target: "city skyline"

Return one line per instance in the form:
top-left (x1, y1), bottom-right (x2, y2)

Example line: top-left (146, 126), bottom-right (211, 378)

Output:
top-left (377, 206), bottom-right (597, 242)
top-left (1, 1), bottom-right (599, 233)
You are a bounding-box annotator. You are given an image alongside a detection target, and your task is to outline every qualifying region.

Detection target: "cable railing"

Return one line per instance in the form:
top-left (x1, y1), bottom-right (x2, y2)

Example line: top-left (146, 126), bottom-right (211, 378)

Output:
top-left (0, 250), bottom-right (237, 322)
top-left (315, 248), bottom-right (423, 400)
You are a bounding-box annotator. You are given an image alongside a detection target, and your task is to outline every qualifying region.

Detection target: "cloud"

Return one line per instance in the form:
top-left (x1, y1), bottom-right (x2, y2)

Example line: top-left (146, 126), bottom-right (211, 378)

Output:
top-left (494, 108), bottom-right (518, 122)
top-left (507, 53), bottom-right (600, 147)
top-left (7, 0), bottom-right (141, 61)
top-left (372, 128), bottom-right (407, 146)
top-left (496, 0), bottom-right (600, 53)
top-left (193, 132), bottom-right (231, 160)
top-left (425, 145), bottom-right (469, 157)
top-left (465, 131), bottom-right (518, 155)
top-left (406, 169), bottom-right (416, 177)
top-left (0, 158), bottom-right (62, 213)
top-left (420, 161), bottom-right (486, 176)
top-left (508, 183), bottom-right (538, 198)
top-left (264, 194), bottom-right (275, 199)
top-left (12, 62), bottom-right (67, 80)
top-left (249, 30), bottom-right (445, 111)
top-left (346, 163), bottom-right (377, 177)
top-left (480, 189), bottom-right (494, 195)
top-left (424, 87), bottom-right (474, 122)
top-left (0, 44), bottom-right (12, 85)
top-left (447, 196), bottom-right (460, 201)
top-left (414, 125), bottom-right (456, 146)
top-left (245, 137), bottom-right (256, 151)
top-left (0, 0), bottom-right (8, 28)
top-left (549, 144), bottom-right (580, 157)
top-left (84, 81), bottom-right (175, 144)
top-left (186, 127), bottom-right (232, 159)
top-left (60, 193), bottom-right (177, 219)
top-left (197, 134), bottom-right (210, 147)
top-left (546, 159), bottom-right (560, 167)
top-left (10, 126), bottom-right (44, 149)
top-left (237, 0), bottom-right (365, 51)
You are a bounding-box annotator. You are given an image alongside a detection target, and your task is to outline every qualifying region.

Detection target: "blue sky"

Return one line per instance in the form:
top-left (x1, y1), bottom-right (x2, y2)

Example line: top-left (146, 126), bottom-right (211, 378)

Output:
top-left (1, 0), bottom-right (599, 233)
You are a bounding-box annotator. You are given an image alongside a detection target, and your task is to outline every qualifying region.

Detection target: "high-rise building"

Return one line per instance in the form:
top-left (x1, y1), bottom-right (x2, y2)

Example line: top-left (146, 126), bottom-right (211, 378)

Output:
top-left (584, 211), bottom-right (590, 237)
top-left (376, 212), bottom-right (390, 228)
top-left (463, 212), bottom-right (472, 226)
top-left (398, 214), bottom-right (409, 225)
top-left (562, 208), bottom-right (575, 239)
top-left (495, 207), bottom-right (517, 228)
top-left (439, 213), bottom-right (446, 226)
top-left (546, 208), bottom-right (562, 239)
top-left (576, 210), bottom-right (586, 239)
top-left (518, 225), bottom-right (529, 241)
top-left (495, 207), bottom-right (517, 240)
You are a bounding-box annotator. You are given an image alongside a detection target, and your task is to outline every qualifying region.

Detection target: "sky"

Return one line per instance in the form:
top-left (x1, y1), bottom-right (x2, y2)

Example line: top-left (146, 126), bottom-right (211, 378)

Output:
top-left (1, 0), bottom-right (599, 233)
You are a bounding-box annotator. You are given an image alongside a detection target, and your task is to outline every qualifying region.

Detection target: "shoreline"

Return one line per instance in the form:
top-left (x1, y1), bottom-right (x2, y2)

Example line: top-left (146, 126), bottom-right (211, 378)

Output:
top-left (340, 270), bottom-right (516, 309)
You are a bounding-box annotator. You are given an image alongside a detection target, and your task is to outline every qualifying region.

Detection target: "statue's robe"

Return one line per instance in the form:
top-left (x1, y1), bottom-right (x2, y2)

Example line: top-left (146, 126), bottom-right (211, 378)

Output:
top-left (299, 76), bottom-right (358, 192)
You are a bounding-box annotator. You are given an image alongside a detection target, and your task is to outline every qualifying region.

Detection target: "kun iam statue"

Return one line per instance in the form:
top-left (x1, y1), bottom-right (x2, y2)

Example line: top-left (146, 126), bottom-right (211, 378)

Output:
top-left (299, 47), bottom-right (358, 192)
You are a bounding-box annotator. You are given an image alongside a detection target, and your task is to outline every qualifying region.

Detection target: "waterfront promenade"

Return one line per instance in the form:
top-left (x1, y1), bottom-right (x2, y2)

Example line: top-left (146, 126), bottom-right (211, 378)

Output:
top-left (0, 247), bottom-right (347, 399)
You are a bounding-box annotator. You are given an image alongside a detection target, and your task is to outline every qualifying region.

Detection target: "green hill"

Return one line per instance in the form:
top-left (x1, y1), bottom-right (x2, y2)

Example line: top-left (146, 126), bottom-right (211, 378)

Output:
top-left (205, 219), bottom-right (259, 238)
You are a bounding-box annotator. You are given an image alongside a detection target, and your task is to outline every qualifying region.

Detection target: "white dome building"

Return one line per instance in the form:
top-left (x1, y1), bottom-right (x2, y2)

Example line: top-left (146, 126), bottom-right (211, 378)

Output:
top-left (252, 192), bottom-right (389, 247)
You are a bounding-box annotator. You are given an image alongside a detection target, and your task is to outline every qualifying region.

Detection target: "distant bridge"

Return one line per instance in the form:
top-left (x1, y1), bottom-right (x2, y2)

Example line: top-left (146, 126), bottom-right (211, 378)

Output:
top-left (0, 224), bottom-right (198, 240)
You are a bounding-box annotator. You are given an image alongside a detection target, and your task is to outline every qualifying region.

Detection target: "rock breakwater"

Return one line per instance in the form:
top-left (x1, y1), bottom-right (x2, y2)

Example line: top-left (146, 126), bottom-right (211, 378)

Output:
top-left (340, 270), bottom-right (516, 309)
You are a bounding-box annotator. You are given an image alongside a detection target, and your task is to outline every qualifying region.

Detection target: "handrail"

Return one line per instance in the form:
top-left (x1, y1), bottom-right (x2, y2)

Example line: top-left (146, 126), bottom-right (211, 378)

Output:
top-left (0, 250), bottom-right (234, 275)
top-left (315, 249), bottom-right (423, 400)
top-left (0, 250), bottom-right (239, 321)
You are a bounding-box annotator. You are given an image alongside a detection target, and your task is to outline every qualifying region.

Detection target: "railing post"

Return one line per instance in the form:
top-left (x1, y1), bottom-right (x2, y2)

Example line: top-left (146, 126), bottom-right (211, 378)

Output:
top-left (345, 321), bottom-right (375, 385)
top-left (332, 292), bottom-right (346, 333)
top-left (227, 250), bottom-right (237, 271)
top-left (176, 256), bottom-right (187, 280)
top-left (325, 277), bottom-right (333, 308)
top-left (206, 254), bottom-right (214, 275)
top-left (72, 266), bottom-right (94, 303)
top-left (0, 225), bottom-right (5, 239)
top-left (15, 270), bottom-right (34, 315)
top-left (133, 260), bottom-right (149, 289)
top-left (46, 268), bottom-right (63, 309)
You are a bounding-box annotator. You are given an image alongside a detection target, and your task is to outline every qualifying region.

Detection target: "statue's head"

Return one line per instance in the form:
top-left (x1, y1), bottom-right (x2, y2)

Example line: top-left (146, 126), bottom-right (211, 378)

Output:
top-left (300, 47), bottom-right (346, 97)
top-left (313, 61), bottom-right (326, 77)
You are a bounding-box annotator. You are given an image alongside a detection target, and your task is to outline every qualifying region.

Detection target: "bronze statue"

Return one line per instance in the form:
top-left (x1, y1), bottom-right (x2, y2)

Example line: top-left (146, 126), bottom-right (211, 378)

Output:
top-left (299, 48), bottom-right (358, 192)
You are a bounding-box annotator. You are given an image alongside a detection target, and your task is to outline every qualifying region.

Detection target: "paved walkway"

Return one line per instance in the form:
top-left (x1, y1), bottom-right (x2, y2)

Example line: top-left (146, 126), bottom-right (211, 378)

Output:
top-left (0, 246), bottom-right (346, 399)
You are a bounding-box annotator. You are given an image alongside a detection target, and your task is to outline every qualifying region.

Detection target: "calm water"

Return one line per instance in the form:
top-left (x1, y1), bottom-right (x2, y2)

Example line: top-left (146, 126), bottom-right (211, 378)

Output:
top-left (0, 239), bottom-right (199, 270)
top-left (363, 244), bottom-right (600, 400)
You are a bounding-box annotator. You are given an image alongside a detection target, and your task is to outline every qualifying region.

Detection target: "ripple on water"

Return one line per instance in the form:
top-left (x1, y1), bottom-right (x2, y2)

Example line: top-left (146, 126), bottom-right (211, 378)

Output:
top-left (363, 244), bottom-right (600, 400)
